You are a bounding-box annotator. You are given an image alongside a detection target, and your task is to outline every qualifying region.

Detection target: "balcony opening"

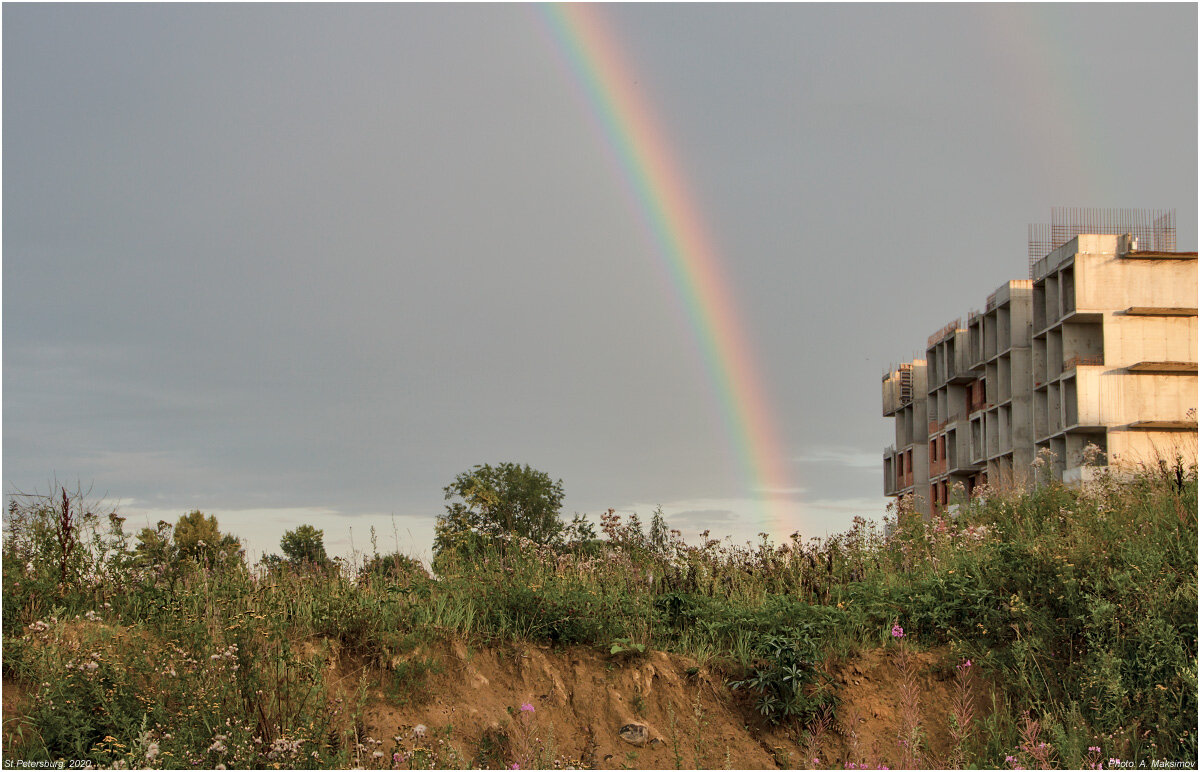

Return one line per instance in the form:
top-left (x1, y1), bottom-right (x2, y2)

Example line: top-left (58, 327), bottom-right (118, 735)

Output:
top-left (1062, 321), bottom-right (1103, 369)
top-left (1045, 274), bottom-right (1060, 326)
top-left (1048, 329), bottom-right (1063, 380)
top-left (1061, 266), bottom-right (1076, 315)
top-left (1048, 382), bottom-right (1061, 435)
top-left (1063, 375), bottom-right (1079, 427)
top-left (998, 355), bottom-right (1012, 402)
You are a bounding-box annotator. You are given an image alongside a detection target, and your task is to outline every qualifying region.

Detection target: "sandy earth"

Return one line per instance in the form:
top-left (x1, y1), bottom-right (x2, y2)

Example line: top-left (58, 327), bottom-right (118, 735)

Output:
top-left (348, 639), bottom-right (990, 769)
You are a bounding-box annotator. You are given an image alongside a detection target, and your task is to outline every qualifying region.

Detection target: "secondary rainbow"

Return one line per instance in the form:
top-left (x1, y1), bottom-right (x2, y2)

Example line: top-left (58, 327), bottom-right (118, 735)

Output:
top-left (539, 4), bottom-right (795, 532)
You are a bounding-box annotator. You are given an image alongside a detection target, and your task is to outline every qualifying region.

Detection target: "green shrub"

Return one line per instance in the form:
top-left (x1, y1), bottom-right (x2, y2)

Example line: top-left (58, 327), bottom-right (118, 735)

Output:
top-left (728, 634), bottom-right (835, 726)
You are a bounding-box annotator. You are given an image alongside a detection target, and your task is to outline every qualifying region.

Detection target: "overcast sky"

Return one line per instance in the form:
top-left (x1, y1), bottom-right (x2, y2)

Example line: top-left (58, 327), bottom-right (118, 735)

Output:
top-left (5, 3), bottom-right (1196, 562)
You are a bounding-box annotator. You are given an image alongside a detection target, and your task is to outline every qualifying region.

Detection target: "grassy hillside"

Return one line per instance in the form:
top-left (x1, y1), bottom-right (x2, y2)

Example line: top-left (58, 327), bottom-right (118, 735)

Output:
top-left (3, 464), bottom-right (1195, 769)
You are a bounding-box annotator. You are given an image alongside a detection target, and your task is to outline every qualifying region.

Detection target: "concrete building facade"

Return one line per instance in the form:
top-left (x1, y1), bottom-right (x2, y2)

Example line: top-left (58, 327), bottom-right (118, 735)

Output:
top-left (883, 361), bottom-right (929, 505)
top-left (883, 214), bottom-right (1197, 516)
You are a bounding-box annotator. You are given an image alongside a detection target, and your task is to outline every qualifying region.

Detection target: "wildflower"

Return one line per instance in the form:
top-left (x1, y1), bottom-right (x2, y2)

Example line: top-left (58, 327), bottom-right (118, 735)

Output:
top-left (373, 751), bottom-right (384, 760)
top-left (957, 659), bottom-right (972, 671)
top-left (1089, 747), bottom-right (1101, 753)
top-left (394, 752), bottom-right (403, 764)
top-left (145, 742), bottom-right (160, 761)
top-left (413, 724), bottom-right (427, 739)
top-left (511, 765), bottom-right (520, 770)
top-left (891, 624), bottom-right (905, 639)
top-left (520, 702), bottom-right (535, 713)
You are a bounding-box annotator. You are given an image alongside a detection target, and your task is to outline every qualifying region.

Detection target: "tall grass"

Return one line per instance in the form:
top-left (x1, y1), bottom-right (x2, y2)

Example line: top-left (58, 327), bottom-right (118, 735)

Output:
top-left (3, 464), bottom-right (1195, 768)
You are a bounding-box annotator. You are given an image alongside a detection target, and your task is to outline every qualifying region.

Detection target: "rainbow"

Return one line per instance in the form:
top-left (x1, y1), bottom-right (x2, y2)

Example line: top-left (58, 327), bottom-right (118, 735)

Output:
top-left (538, 3), bottom-right (797, 533)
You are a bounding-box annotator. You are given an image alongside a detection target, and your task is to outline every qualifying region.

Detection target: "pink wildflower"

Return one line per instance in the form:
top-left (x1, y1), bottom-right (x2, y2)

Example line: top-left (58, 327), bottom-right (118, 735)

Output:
top-left (520, 702), bottom-right (535, 713)
top-left (891, 624), bottom-right (904, 638)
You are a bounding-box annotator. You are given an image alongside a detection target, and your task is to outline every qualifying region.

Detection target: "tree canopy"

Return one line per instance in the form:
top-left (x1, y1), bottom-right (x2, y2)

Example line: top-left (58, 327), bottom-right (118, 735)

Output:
top-left (433, 463), bottom-right (565, 558)
top-left (259, 524), bottom-right (331, 573)
top-left (173, 510), bottom-right (242, 561)
top-left (279, 524), bottom-right (329, 566)
top-left (134, 510), bottom-right (243, 569)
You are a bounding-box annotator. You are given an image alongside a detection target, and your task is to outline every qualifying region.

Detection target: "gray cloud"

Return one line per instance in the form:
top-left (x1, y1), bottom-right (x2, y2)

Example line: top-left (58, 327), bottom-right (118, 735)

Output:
top-left (670, 509), bottom-right (737, 526)
top-left (5, 4), bottom-right (1195, 554)
top-left (792, 448), bottom-right (881, 470)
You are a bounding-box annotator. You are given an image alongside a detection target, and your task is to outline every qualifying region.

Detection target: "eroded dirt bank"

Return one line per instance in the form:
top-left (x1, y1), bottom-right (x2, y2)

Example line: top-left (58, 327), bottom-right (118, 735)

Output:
top-left (337, 639), bottom-right (990, 769)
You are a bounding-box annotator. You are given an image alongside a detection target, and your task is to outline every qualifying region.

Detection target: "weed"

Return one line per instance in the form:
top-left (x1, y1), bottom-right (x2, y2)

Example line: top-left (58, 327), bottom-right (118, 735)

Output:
top-left (667, 706), bottom-right (683, 769)
top-left (631, 688), bottom-right (646, 717)
top-left (384, 655), bottom-right (441, 707)
top-left (892, 626), bottom-right (925, 768)
top-left (2, 469), bottom-right (1194, 768)
top-left (947, 658), bottom-right (978, 768)
top-left (690, 690), bottom-right (709, 768)
top-left (728, 635), bottom-right (834, 726)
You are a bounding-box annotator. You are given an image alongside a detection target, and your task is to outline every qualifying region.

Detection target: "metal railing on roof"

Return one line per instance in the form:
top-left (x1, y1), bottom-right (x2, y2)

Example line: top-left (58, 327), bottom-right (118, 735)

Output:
top-left (1028, 208), bottom-right (1177, 278)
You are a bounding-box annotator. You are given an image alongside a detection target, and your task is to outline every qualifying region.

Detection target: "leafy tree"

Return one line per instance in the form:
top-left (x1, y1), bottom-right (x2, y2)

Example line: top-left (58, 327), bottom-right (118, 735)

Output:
top-left (562, 513), bottom-right (604, 556)
top-left (133, 520), bottom-right (175, 567)
top-left (172, 510), bottom-right (243, 565)
top-left (133, 510), bottom-right (242, 569)
top-left (563, 513), bottom-right (598, 544)
top-left (279, 524), bottom-right (329, 566)
top-left (433, 463), bottom-right (565, 558)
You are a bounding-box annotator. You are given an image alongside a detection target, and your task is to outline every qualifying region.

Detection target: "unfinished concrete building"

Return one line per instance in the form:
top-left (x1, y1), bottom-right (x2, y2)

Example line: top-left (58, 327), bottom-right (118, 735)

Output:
top-left (968, 280), bottom-right (1035, 486)
top-left (883, 361), bottom-right (929, 509)
top-left (883, 209), bottom-right (1197, 515)
top-left (925, 320), bottom-right (979, 511)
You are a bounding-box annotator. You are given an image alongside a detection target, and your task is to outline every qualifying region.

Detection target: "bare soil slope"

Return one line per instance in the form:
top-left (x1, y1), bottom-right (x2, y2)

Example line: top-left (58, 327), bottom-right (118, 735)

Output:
top-left (342, 639), bottom-right (989, 770)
